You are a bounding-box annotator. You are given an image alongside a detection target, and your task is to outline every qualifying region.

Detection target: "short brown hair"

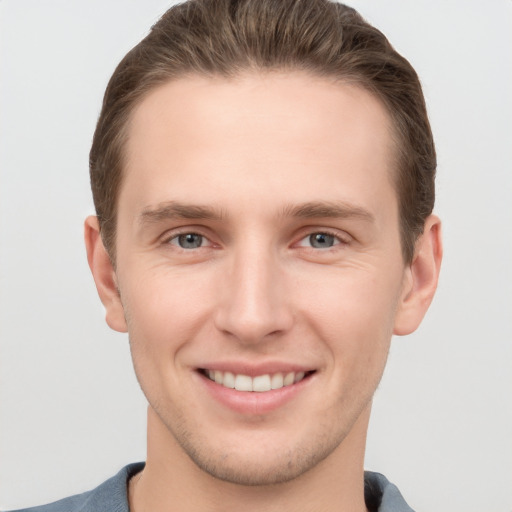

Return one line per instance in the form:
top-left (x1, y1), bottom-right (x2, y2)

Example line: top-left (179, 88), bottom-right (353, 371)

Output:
top-left (90, 0), bottom-right (436, 264)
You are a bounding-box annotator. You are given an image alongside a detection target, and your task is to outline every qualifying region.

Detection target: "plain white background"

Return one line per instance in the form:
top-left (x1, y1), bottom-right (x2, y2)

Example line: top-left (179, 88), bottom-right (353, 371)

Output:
top-left (0, 1), bottom-right (511, 510)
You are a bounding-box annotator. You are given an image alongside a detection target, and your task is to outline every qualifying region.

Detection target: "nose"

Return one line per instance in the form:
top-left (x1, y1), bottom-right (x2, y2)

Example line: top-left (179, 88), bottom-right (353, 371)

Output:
top-left (213, 246), bottom-right (294, 344)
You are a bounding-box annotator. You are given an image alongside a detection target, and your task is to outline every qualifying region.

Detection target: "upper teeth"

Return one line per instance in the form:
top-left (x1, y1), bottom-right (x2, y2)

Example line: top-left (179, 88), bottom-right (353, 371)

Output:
top-left (206, 370), bottom-right (306, 392)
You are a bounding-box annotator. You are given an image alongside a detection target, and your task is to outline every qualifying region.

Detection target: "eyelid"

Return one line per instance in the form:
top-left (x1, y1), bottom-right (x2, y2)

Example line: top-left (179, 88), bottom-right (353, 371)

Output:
top-left (169, 234), bottom-right (211, 248)
top-left (160, 226), bottom-right (216, 247)
top-left (157, 225), bottom-right (351, 249)
top-left (294, 228), bottom-right (351, 248)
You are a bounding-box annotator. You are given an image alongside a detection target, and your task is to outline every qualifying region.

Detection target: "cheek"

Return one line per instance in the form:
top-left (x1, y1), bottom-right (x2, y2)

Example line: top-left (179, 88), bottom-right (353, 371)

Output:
top-left (122, 262), bottom-right (215, 332)
top-left (119, 267), bottom-right (216, 389)
top-left (296, 269), bottom-right (401, 361)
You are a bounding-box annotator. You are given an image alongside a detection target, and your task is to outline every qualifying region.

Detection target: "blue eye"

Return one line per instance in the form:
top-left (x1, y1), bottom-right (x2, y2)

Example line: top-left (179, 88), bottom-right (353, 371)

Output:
top-left (171, 233), bottom-right (205, 249)
top-left (296, 232), bottom-right (342, 249)
top-left (309, 233), bottom-right (336, 248)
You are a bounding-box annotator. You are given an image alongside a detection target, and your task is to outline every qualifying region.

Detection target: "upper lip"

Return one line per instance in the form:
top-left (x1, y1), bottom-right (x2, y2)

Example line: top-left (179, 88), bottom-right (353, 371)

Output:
top-left (196, 361), bottom-right (316, 377)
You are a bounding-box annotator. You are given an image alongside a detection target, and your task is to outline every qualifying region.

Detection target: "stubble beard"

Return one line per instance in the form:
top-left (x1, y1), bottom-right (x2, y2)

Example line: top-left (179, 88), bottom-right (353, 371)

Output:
top-left (125, 329), bottom-right (355, 486)
top-left (160, 408), bottom-right (348, 486)
top-left (126, 318), bottom-right (387, 488)
top-left (147, 389), bottom-right (373, 487)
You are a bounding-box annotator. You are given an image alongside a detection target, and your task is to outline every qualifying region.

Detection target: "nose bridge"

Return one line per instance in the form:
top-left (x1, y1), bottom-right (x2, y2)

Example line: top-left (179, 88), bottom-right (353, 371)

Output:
top-left (215, 239), bottom-right (292, 343)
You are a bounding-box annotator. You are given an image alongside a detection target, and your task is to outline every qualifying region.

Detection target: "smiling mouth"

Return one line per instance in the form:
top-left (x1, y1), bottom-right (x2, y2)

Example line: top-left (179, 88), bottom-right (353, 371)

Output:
top-left (199, 369), bottom-right (315, 392)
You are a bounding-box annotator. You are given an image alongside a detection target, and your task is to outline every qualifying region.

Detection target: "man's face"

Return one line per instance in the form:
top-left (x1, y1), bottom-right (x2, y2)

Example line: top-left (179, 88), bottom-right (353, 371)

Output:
top-left (112, 72), bottom-right (410, 484)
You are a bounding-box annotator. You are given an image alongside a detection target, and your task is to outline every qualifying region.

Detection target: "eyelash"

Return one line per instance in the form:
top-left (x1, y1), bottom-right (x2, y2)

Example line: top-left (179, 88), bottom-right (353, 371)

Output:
top-left (165, 231), bottom-right (213, 250)
top-left (163, 229), bottom-right (349, 251)
top-left (296, 230), bottom-right (349, 250)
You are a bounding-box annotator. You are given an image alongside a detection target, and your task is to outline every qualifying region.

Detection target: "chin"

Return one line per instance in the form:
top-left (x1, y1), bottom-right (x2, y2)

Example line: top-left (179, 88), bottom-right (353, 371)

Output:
top-left (167, 416), bottom-right (352, 487)
top-left (185, 444), bottom-right (335, 486)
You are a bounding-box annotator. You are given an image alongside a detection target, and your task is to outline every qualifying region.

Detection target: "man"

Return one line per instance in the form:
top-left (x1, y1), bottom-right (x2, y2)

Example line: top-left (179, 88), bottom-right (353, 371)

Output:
top-left (12, 0), bottom-right (442, 511)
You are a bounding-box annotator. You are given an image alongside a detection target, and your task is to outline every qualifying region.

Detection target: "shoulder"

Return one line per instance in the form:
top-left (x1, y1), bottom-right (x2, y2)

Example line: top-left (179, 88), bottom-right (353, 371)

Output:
top-left (6, 463), bottom-right (144, 512)
top-left (364, 471), bottom-right (415, 512)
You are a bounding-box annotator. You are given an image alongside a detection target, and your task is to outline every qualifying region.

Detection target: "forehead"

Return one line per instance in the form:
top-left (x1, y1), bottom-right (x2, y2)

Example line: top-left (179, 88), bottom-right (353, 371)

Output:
top-left (121, 72), bottom-right (397, 220)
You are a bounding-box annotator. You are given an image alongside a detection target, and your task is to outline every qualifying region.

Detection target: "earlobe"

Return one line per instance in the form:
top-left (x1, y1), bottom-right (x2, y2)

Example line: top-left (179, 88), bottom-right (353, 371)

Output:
top-left (393, 215), bottom-right (443, 336)
top-left (84, 216), bottom-right (128, 333)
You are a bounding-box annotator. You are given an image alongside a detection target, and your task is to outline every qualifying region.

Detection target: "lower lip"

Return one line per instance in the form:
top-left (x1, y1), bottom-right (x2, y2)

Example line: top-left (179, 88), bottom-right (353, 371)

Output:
top-left (196, 371), bottom-right (314, 415)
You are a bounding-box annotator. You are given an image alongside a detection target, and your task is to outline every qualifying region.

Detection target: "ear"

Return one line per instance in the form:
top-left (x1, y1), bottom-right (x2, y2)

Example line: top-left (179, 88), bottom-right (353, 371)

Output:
top-left (393, 215), bottom-right (443, 336)
top-left (84, 216), bottom-right (128, 333)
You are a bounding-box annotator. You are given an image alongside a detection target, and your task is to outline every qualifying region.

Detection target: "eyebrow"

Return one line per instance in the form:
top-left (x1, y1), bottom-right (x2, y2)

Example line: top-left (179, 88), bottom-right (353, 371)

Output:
top-left (138, 199), bottom-right (375, 227)
top-left (280, 201), bottom-right (375, 223)
top-left (138, 201), bottom-right (226, 226)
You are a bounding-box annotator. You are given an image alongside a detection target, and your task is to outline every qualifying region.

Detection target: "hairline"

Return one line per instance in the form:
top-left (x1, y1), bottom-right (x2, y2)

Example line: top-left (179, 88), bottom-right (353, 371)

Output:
top-left (102, 68), bottom-right (413, 267)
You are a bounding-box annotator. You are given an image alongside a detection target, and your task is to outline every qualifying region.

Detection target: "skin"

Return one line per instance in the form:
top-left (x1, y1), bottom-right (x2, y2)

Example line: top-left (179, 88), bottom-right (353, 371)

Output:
top-left (85, 72), bottom-right (442, 512)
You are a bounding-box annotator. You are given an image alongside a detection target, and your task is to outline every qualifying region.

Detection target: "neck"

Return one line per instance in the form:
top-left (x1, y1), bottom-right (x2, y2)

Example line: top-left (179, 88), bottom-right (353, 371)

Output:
top-left (130, 405), bottom-right (371, 512)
